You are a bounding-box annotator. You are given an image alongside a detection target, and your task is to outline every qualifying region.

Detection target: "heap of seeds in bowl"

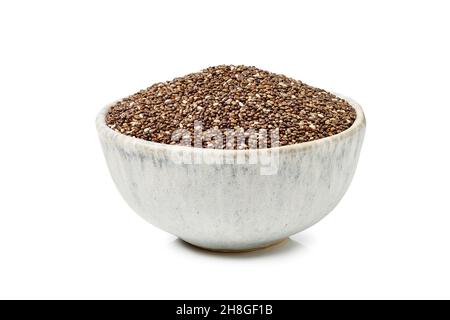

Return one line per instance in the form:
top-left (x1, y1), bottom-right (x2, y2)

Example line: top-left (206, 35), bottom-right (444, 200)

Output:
top-left (106, 65), bottom-right (356, 149)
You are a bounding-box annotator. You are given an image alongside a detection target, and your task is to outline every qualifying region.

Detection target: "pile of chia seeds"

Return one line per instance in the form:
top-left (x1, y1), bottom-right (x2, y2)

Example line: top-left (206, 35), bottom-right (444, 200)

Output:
top-left (106, 65), bottom-right (356, 148)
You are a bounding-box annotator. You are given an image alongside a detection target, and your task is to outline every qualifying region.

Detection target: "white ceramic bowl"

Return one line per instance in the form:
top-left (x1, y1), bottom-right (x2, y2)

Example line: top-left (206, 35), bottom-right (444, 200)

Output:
top-left (96, 95), bottom-right (365, 251)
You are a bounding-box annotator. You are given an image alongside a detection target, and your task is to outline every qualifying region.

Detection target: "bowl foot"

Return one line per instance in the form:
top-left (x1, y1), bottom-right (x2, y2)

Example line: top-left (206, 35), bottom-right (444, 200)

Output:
top-left (180, 238), bottom-right (289, 253)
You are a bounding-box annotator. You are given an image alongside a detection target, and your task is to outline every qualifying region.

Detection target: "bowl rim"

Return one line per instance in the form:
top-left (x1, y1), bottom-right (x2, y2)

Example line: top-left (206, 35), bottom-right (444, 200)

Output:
top-left (96, 93), bottom-right (366, 154)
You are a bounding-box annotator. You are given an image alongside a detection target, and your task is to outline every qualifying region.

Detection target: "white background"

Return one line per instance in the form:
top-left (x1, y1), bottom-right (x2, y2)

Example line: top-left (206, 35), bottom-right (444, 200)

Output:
top-left (0, 0), bottom-right (449, 299)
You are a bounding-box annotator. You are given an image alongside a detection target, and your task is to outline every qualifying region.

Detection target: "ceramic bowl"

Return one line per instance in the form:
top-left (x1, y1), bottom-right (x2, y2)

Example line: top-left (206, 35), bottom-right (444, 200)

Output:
top-left (96, 95), bottom-right (365, 251)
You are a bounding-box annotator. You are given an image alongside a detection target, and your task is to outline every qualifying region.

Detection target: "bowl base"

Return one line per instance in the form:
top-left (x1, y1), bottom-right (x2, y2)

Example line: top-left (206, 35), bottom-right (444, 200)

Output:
top-left (180, 238), bottom-right (289, 253)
